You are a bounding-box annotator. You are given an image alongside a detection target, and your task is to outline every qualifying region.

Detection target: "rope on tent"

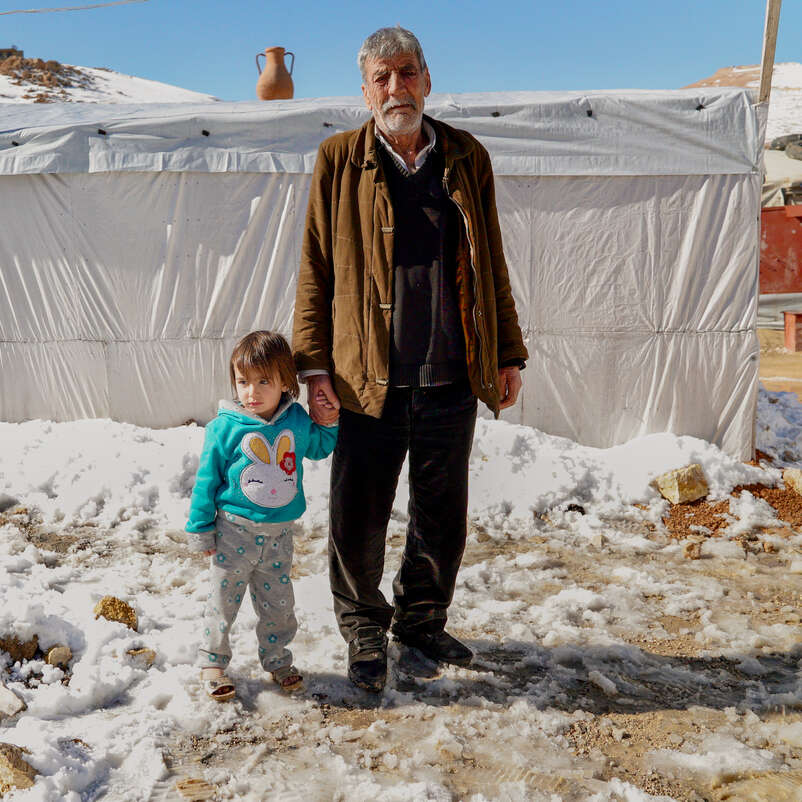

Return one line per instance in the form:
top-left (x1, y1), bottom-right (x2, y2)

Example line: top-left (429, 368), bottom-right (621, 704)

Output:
top-left (0, 0), bottom-right (147, 15)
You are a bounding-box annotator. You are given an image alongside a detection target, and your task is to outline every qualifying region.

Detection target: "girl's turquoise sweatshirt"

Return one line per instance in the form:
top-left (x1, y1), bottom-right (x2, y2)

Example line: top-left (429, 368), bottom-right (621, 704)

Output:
top-left (185, 397), bottom-right (337, 546)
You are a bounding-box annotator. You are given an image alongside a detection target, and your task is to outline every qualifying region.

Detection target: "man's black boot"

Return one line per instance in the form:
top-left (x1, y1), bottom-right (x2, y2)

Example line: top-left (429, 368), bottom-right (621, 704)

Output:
top-left (391, 626), bottom-right (473, 667)
top-left (347, 625), bottom-right (388, 692)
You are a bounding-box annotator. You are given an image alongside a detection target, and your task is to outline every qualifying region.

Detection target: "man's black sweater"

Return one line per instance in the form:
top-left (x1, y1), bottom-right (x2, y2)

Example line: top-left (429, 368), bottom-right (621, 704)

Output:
top-left (378, 142), bottom-right (467, 388)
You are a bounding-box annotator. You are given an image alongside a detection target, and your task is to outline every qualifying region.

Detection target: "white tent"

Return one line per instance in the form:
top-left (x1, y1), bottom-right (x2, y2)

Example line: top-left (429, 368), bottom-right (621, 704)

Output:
top-left (0, 90), bottom-right (765, 457)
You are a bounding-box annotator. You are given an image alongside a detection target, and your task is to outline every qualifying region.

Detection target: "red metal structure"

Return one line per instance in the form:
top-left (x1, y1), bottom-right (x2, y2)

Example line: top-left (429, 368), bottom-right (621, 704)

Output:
top-left (760, 205), bottom-right (802, 294)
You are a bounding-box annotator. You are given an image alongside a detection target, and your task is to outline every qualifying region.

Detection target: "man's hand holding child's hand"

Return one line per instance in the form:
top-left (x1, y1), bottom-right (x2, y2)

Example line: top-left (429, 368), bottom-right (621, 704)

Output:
top-left (308, 374), bottom-right (341, 426)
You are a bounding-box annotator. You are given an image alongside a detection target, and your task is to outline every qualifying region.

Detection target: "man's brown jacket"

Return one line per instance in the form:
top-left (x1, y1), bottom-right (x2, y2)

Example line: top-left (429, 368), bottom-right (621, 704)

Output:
top-left (292, 115), bottom-right (528, 418)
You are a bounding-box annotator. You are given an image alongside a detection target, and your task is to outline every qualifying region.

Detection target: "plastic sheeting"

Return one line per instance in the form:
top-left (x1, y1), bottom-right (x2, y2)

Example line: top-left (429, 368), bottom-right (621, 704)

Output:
top-left (496, 172), bottom-right (762, 458)
top-left (1, 89), bottom-right (762, 177)
top-left (0, 90), bottom-right (764, 457)
top-left (0, 170), bottom-right (306, 423)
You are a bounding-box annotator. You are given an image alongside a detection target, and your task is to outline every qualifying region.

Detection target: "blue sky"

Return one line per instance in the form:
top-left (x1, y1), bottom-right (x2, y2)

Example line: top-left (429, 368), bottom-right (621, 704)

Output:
top-left (3, 0), bottom-right (800, 101)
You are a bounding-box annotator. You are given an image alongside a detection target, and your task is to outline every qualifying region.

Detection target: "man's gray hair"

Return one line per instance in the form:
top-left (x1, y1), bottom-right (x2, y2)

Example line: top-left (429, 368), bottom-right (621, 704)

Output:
top-left (358, 26), bottom-right (427, 81)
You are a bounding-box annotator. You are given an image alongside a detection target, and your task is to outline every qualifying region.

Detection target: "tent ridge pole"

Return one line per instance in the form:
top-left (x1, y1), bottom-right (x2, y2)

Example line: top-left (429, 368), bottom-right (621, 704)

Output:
top-left (759, 0), bottom-right (782, 105)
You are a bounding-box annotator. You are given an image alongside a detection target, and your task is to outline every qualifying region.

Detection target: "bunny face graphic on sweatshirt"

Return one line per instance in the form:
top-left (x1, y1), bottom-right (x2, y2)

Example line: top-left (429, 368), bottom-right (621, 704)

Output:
top-left (239, 430), bottom-right (298, 508)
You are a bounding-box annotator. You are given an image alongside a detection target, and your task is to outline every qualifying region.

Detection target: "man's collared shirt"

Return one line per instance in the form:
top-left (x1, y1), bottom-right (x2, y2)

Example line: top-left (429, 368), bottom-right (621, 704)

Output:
top-left (375, 120), bottom-right (436, 175)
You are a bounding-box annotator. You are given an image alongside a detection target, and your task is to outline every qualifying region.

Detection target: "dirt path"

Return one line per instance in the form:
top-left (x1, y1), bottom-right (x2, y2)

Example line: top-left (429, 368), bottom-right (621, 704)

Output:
top-left (146, 508), bottom-right (802, 802)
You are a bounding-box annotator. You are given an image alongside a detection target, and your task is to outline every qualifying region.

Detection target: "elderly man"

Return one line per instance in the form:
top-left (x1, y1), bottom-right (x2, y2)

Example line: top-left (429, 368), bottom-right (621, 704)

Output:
top-left (292, 26), bottom-right (528, 692)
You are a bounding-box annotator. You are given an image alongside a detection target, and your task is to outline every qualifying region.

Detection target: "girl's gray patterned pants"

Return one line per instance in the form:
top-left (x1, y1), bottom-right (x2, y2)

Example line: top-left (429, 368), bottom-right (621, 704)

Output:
top-left (197, 510), bottom-right (297, 672)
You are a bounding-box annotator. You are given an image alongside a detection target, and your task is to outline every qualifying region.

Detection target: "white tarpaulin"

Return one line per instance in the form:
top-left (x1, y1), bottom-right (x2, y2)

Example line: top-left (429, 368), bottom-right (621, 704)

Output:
top-left (0, 90), bottom-right (764, 456)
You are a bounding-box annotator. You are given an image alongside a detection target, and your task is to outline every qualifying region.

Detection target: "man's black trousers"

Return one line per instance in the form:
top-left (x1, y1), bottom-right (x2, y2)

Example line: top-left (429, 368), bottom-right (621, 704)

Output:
top-left (329, 380), bottom-right (477, 642)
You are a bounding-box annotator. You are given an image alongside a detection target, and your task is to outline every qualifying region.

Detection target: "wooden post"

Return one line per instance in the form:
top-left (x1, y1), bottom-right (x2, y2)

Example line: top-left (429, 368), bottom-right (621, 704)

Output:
top-left (759, 0), bottom-right (782, 104)
top-left (783, 310), bottom-right (802, 351)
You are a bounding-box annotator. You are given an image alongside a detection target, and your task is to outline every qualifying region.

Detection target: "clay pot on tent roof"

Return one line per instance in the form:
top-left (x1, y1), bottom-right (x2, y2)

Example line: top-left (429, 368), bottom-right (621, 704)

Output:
top-left (255, 47), bottom-right (294, 100)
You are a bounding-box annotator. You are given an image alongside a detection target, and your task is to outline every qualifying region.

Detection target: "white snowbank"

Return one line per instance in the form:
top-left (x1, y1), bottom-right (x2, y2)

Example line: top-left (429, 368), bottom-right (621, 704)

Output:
top-left (3, 388), bottom-right (790, 543)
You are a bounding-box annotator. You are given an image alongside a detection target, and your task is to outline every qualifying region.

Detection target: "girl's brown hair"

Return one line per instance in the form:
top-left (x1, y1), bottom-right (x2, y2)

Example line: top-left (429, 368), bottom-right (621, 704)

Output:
top-left (229, 331), bottom-right (299, 400)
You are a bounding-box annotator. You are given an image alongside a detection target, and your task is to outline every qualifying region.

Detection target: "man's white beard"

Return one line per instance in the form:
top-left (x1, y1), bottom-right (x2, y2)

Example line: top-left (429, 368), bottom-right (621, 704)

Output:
top-left (377, 99), bottom-right (423, 137)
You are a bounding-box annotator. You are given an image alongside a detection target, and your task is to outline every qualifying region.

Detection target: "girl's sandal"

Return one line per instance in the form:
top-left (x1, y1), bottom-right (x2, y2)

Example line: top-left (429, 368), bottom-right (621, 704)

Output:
top-left (271, 665), bottom-right (303, 693)
top-left (200, 667), bottom-right (236, 702)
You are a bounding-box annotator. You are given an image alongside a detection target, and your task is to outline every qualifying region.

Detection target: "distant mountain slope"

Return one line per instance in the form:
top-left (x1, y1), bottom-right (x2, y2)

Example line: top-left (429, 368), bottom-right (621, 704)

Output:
top-left (0, 56), bottom-right (218, 103)
top-left (686, 62), bottom-right (802, 142)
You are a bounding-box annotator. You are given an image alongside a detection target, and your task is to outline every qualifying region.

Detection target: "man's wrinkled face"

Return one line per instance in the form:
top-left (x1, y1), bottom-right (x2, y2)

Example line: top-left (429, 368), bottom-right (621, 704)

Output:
top-left (362, 53), bottom-right (431, 138)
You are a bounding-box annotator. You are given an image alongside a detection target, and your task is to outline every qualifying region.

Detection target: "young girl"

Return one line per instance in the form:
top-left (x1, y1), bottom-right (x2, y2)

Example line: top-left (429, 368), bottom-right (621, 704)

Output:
top-left (186, 330), bottom-right (338, 700)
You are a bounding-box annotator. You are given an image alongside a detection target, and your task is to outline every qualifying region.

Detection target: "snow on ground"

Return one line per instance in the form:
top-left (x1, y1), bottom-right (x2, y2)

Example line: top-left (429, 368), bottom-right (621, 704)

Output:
top-left (0, 387), bottom-right (800, 800)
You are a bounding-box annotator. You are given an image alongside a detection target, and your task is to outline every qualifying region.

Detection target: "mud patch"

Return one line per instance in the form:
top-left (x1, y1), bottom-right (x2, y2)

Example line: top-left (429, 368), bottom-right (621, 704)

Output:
top-left (462, 523), bottom-right (550, 566)
top-left (662, 483), bottom-right (802, 541)
top-left (662, 498), bottom-right (731, 540)
top-left (744, 483), bottom-right (802, 528)
top-left (567, 709), bottom-right (729, 801)
top-left (626, 614), bottom-right (704, 658)
top-left (0, 509), bottom-right (95, 556)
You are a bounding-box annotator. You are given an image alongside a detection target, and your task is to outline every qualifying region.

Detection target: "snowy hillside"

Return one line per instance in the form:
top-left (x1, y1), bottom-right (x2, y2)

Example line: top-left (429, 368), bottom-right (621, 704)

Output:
top-left (687, 61), bottom-right (802, 142)
top-left (0, 55), bottom-right (218, 104)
